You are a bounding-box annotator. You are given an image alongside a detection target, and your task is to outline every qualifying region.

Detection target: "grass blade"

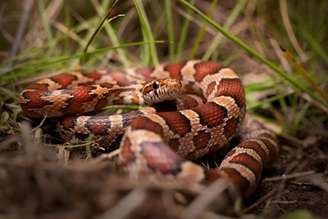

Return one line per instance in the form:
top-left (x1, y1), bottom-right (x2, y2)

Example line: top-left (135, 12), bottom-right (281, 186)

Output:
top-left (203, 0), bottom-right (247, 60)
top-left (81, 0), bottom-right (119, 65)
top-left (93, 0), bottom-right (130, 67)
top-left (189, 0), bottom-right (217, 59)
top-left (165, 0), bottom-right (175, 61)
top-left (176, 0), bottom-right (195, 59)
top-left (301, 28), bottom-right (328, 65)
top-left (282, 48), bottom-right (328, 103)
top-left (178, 0), bottom-right (328, 108)
top-left (133, 0), bottom-right (159, 66)
top-left (0, 41), bottom-right (165, 84)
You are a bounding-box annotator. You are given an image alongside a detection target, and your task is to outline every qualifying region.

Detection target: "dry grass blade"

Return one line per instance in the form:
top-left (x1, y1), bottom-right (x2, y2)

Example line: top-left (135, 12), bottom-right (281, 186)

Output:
top-left (96, 188), bottom-right (146, 219)
top-left (2, 0), bottom-right (34, 74)
top-left (270, 38), bottom-right (328, 114)
top-left (81, 0), bottom-right (120, 65)
top-left (282, 48), bottom-right (328, 105)
top-left (19, 122), bottom-right (42, 159)
top-left (300, 93), bottom-right (328, 114)
top-left (263, 171), bottom-right (316, 182)
top-left (305, 174), bottom-right (328, 193)
top-left (270, 38), bottom-right (291, 73)
top-left (203, 0), bottom-right (247, 60)
top-left (175, 8), bottom-right (216, 35)
top-left (53, 22), bottom-right (91, 48)
top-left (242, 189), bottom-right (278, 213)
top-left (45, 0), bottom-right (63, 22)
top-left (181, 180), bottom-right (235, 219)
top-left (0, 135), bottom-right (19, 150)
top-left (189, 0), bottom-right (218, 59)
top-left (279, 0), bottom-right (308, 62)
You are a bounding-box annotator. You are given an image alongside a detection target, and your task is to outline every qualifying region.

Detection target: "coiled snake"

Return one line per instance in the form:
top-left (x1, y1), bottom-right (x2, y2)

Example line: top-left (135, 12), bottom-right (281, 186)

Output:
top-left (19, 60), bottom-right (278, 198)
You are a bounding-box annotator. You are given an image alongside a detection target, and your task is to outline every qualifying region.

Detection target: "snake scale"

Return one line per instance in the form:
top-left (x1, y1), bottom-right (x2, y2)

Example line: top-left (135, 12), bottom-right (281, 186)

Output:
top-left (19, 60), bottom-right (278, 198)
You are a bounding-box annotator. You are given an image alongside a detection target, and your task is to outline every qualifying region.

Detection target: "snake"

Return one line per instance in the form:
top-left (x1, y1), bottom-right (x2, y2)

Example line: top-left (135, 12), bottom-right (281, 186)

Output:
top-left (19, 60), bottom-right (279, 198)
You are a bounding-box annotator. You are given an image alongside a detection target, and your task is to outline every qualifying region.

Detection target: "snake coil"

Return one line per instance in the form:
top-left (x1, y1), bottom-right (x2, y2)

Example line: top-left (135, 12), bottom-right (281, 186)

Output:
top-left (19, 60), bottom-right (278, 198)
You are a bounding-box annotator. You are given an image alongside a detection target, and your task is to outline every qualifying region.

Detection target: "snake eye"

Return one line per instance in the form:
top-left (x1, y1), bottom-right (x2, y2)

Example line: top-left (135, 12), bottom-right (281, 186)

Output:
top-left (152, 81), bottom-right (159, 90)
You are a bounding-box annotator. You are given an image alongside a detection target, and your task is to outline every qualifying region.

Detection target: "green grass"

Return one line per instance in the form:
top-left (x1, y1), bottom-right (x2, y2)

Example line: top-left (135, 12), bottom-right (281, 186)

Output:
top-left (90, 0), bottom-right (130, 67)
top-left (133, 0), bottom-right (159, 66)
top-left (176, 0), bottom-right (195, 59)
top-left (165, 0), bottom-right (175, 61)
top-left (178, 0), bottom-right (328, 110)
top-left (202, 0), bottom-right (247, 60)
top-left (189, 0), bottom-right (218, 59)
top-left (0, 41), bottom-right (165, 84)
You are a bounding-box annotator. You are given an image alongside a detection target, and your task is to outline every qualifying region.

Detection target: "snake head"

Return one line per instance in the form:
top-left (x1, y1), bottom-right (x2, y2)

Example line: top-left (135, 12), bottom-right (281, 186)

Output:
top-left (142, 79), bottom-right (182, 105)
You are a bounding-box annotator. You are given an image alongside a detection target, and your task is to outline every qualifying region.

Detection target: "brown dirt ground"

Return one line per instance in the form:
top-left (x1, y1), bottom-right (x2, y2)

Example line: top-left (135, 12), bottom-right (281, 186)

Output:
top-left (0, 128), bottom-right (327, 219)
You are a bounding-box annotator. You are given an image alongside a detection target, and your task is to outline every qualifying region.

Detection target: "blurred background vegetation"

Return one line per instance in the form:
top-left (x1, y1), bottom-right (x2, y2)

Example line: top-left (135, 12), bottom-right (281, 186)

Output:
top-left (0, 1), bottom-right (327, 219)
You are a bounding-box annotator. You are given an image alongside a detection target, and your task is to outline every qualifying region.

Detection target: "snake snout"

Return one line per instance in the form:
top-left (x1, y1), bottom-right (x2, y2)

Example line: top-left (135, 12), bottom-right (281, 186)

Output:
top-left (142, 79), bottom-right (182, 105)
